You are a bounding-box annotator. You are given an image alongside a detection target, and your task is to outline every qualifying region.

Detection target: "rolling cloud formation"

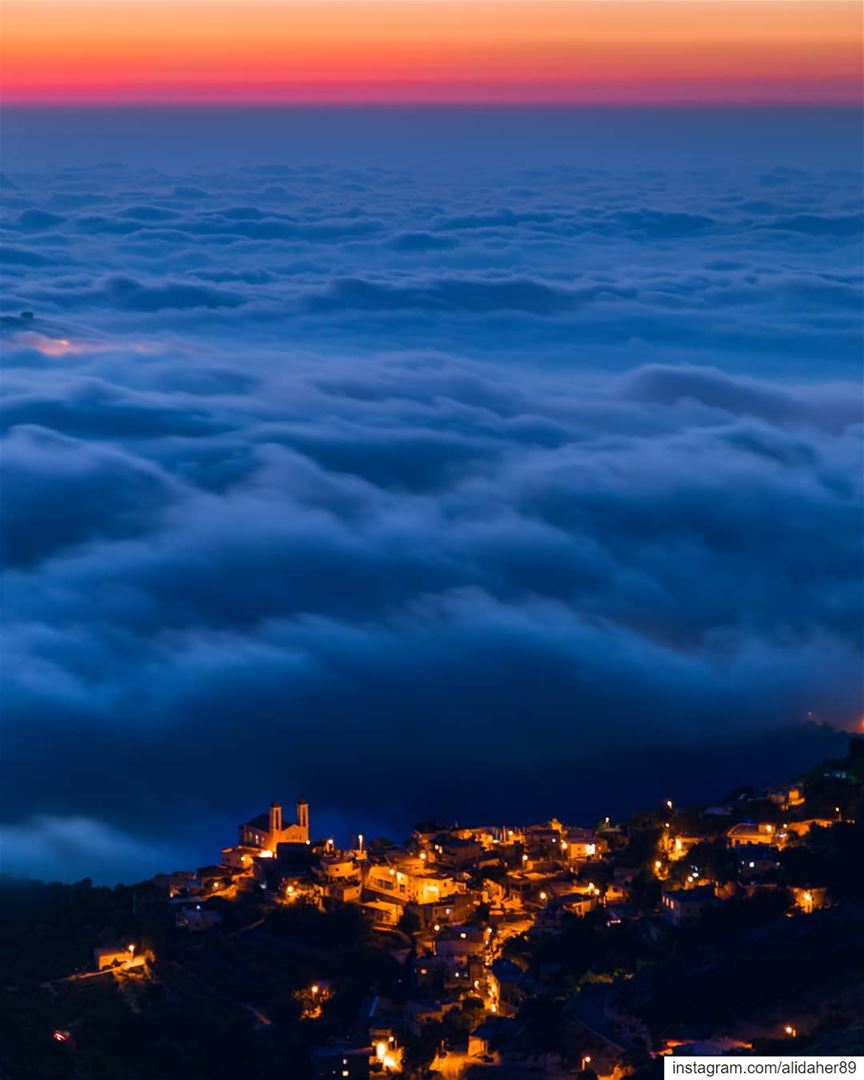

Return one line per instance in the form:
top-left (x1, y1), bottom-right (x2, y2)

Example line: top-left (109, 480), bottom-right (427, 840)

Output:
top-left (1, 130), bottom-right (862, 881)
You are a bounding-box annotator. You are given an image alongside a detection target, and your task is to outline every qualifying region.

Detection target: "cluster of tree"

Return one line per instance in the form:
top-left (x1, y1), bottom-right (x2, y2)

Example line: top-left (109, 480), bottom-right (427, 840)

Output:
top-left (0, 882), bottom-right (405, 1080)
top-left (617, 899), bottom-right (864, 1034)
top-left (505, 909), bottom-right (656, 990)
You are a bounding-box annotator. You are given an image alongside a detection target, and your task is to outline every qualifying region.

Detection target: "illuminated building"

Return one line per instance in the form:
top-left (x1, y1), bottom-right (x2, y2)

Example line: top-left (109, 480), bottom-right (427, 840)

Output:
top-left (766, 785), bottom-right (806, 810)
top-left (238, 797), bottom-right (310, 851)
top-left (661, 885), bottom-right (719, 925)
top-left (790, 885), bottom-right (829, 914)
top-left (93, 946), bottom-right (137, 971)
top-left (364, 854), bottom-right (463, 906)
top-left (726, 822), bottom-right (786, 848)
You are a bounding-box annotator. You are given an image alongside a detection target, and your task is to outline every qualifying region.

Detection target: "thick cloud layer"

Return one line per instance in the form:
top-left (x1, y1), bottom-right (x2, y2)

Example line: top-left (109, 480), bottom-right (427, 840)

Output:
top-left (1, 114), bottom-right (862, 882)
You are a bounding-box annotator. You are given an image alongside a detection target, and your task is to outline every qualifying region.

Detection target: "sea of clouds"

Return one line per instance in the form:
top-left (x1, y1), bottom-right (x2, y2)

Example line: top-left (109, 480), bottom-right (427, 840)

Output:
top-left (1, 110), bottom-right (862, 881)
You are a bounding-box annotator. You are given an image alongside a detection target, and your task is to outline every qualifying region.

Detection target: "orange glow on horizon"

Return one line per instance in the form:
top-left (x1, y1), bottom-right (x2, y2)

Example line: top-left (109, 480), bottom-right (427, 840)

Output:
top-left (1, 0), bottom-right (861, 105)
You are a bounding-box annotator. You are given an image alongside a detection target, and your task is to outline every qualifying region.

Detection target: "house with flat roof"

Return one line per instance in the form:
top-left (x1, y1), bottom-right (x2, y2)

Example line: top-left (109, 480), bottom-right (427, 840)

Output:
top-left (661, 885), bottom-right (718, 926)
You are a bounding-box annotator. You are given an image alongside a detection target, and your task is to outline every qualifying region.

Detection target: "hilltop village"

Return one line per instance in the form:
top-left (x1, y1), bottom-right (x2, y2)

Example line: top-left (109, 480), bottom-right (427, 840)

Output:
top-left (3, 738), bottom-right (864, 1080)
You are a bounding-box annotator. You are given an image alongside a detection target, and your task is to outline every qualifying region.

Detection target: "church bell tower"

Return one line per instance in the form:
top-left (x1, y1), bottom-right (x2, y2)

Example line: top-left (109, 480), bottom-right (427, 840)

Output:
top-left (269, 801), bottom-right (282, 838)
top-left (296, 798), bottom-right (309, 842)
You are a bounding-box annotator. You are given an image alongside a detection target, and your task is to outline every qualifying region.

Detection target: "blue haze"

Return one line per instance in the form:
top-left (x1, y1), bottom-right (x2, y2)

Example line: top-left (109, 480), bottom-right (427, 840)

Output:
top-left (0, 107), bottom-right (861, 882)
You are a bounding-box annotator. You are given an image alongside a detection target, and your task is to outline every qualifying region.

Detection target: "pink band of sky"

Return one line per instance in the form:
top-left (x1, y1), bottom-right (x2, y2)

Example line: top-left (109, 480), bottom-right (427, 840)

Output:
top-left (2, 0), bottom-right (862, 105)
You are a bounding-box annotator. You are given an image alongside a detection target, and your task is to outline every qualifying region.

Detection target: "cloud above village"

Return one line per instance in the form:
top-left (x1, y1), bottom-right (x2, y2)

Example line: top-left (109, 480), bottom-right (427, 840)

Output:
top-left (1, 140), bottom-right (861, 881)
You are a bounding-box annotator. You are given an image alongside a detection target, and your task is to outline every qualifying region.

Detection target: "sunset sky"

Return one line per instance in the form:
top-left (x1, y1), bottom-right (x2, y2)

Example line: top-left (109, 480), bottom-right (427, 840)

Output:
top-left (2, 0), bottom-right (862, 105)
